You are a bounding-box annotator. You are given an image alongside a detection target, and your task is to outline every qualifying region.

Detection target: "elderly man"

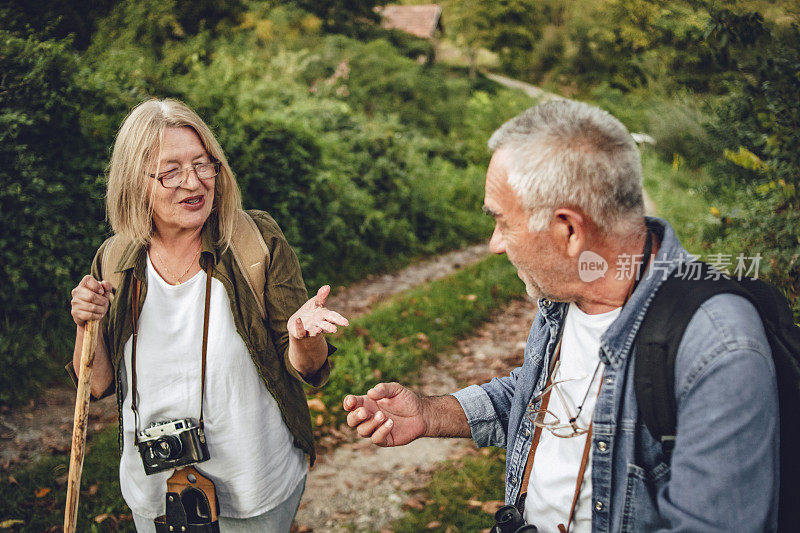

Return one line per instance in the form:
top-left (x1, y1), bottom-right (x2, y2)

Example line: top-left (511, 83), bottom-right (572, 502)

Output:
top-left (343, 100), bottom-right (778, 532)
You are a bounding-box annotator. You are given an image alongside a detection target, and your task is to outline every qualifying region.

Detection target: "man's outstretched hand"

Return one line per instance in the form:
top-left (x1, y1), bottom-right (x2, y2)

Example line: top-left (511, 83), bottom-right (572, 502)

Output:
top-left (343, 382), bottom-right (428, 447)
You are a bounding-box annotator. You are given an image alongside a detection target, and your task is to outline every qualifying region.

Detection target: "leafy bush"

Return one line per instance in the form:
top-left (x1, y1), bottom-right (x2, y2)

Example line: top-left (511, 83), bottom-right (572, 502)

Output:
top-left (703, 190), bottom-right (800, 319)
top-left (0, 0), bottom-right (119, 50)
top-left (703, 21), bottom-right (800, 317)
top-left (0, 323), bottom-right (51, 404)
top-left (0, 31), bottom-right (109, 404)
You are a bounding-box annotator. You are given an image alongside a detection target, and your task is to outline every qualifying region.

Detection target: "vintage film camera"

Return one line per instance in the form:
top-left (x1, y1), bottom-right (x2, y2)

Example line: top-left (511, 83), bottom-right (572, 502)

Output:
top-left (137, 418), bottom-right (210, 475)
top-left (492, 505), bottom-right (539, 533)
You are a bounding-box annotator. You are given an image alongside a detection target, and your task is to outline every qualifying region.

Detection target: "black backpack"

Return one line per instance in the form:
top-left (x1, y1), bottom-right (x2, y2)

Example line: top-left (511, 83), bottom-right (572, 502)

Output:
top-left (634, 262), bottom-right (800, 531)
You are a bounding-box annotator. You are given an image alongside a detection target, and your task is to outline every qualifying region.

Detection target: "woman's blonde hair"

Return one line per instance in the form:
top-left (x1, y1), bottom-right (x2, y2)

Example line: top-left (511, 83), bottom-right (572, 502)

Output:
top-left (106, 98), bottom-right (242, 250)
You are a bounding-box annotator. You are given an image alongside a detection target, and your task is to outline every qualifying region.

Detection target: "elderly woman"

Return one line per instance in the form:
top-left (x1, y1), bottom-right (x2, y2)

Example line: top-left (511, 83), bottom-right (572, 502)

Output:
top-left (69, 98), bottom-right (347, 532)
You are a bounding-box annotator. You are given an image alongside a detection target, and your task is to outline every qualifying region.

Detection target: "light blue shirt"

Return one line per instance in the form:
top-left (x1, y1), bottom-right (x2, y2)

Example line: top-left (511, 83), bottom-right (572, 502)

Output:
top-left (452, 217), bottom-right (779, 532)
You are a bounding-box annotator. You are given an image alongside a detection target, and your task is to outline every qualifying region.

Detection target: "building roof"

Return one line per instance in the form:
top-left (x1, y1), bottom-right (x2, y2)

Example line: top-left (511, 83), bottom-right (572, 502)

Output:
top-left (376, 4), bottom-right (442, 39)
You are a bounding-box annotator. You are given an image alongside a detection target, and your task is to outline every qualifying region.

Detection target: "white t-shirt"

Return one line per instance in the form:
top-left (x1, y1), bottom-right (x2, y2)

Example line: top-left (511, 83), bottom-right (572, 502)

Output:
top-left (118, 254), bottom-right (307, 519)
top-left (525, 302), bottom-right (621, 532)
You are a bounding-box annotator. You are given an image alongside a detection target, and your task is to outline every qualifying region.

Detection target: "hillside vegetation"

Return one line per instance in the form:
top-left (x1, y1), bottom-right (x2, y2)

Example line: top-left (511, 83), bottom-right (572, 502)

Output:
top-left (437, 0), bottom-right (799, 314)
top-left (0, 0), bottom-right (535, 404)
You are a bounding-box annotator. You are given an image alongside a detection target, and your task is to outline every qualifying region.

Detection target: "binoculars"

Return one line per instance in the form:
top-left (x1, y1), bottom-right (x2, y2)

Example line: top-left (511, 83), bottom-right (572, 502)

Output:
top-left (492, 504), bottom-right (539, 533)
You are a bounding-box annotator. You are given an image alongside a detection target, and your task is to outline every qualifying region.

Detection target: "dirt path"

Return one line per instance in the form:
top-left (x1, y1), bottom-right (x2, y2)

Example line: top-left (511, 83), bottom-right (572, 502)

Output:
top-left (0, 387), bottom-right (119, 472)
top-left (485, 73), bottom-right (562, 102)
top-left (325, 243), bottom-right (489, 319)
top-left (294, 297), bottom-right (537, 532)
top-left (0, 243), bottom-right (490, 474)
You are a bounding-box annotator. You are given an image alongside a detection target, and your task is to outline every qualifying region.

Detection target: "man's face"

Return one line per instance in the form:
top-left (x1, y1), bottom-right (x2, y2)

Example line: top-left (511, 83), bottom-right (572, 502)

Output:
top-left (483, 149), bottom-right (567, 300)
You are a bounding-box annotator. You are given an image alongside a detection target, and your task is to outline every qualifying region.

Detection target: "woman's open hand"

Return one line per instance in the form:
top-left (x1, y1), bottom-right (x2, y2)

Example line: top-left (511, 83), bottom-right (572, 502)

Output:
top-left (288, 285), bottom-right (349, 339)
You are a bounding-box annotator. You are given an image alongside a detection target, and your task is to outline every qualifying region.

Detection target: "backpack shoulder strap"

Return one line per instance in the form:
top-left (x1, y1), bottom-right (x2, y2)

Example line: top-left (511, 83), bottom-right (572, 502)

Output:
top-left (229, 210), bottom-right (269, 321)
top-left (101, 234), bottom-right (133, 294)
top-left (634, 263), bottom-right (750, 452)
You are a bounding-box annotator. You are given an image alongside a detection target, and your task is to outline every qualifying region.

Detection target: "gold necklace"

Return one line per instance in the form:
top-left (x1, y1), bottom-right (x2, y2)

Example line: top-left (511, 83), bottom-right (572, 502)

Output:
top-left (151, 244), bottom-right (201, 284)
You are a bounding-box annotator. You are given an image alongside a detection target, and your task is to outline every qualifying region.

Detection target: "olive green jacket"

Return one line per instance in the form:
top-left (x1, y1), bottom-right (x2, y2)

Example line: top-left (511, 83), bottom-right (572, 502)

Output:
top-left (68, 210), bottom-right (331, 465)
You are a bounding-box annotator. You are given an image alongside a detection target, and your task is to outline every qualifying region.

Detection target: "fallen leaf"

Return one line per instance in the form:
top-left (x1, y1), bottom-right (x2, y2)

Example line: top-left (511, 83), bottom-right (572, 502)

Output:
top-left (88, 483), bottom-right (99, 496)
top-left (8, 476), bottom-right (18, 486)
top-left (35, 487), bottom-right (51, 498)
top-left (315, 414), bottom-right (324, 426)
top-left (467, 499), bottom-right (482, 509)
top-left (481, 500), bottom-right (505, 514)
top-left (94, 513), bottom-right (113, 523)
top-left (403, 497), bottom-right (425, 510)
top-left (0, 519), bottom-right (25, 528)
top-left (426, 521), bottom-right (441, 529)
top-left (307, 399), bottom-right (327, 412)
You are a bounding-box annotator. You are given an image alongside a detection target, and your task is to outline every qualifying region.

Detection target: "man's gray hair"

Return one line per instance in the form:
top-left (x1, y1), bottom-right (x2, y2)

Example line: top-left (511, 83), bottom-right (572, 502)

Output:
top-left (488, 100), bottom-right (644, 233)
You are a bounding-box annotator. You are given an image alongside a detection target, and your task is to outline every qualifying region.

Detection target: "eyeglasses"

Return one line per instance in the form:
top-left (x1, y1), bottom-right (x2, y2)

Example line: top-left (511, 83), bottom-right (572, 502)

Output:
top-left (149, 162), bottom-right (221, 188)
top-left (526, 359), bottom-right (602, 438)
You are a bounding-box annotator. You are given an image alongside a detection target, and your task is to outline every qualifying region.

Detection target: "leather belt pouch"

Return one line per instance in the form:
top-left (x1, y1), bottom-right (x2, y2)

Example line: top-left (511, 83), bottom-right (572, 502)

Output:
top-left (154, 466), bottom-right (220, 533)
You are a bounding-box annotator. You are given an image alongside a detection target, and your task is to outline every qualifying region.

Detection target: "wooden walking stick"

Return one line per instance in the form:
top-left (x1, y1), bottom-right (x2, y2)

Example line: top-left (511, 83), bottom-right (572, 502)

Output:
top-left (64, 319), bottom-right (99, 533)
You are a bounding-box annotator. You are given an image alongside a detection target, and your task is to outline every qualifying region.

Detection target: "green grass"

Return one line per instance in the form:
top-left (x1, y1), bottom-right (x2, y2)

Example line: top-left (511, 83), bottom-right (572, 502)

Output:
top-left (641, 148), bottom-right (717, 254)
top-left (390, 448), bottom-right (507, 533)
top-left (0, 425), bottom-right (133, 532)
top-left (2, 252), bottom-right (524, 531)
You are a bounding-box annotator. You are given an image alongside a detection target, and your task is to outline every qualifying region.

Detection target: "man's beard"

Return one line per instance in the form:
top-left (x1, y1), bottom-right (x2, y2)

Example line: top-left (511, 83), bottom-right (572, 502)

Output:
top-left (517, 262), bottom-right (575, 303)
top-left (518, 268), bottom-right (549, 300)
top-left (520, 270), bottom-right (543, 299)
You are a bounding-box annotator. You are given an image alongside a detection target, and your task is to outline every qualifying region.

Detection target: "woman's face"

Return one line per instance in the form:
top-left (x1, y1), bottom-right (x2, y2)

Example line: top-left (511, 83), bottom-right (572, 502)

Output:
top-left (148, 126), bottom-right (216, 236)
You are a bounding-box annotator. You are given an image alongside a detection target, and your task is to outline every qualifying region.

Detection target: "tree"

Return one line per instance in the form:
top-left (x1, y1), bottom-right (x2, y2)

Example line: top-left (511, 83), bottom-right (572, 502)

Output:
top-left (295, 0), bottom-right (385, 34)
top-left (444, 0), bottom-right (546, 80)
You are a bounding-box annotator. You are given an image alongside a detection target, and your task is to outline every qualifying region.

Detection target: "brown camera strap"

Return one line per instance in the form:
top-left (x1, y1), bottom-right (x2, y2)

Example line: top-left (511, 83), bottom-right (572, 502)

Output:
top-left (131, 260), bottom-right (213, 446)
top-left (515, 334), bottom-right (561, 511)
top-left (516, 339), bottom-right (601, 533)
top-left (558, 427), bottom-right (595, 533)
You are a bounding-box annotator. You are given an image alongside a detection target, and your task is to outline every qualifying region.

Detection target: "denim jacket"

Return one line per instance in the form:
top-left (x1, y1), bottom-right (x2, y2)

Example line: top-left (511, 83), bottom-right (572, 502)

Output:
top-left (452, 217), bottom-right (779, 532)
